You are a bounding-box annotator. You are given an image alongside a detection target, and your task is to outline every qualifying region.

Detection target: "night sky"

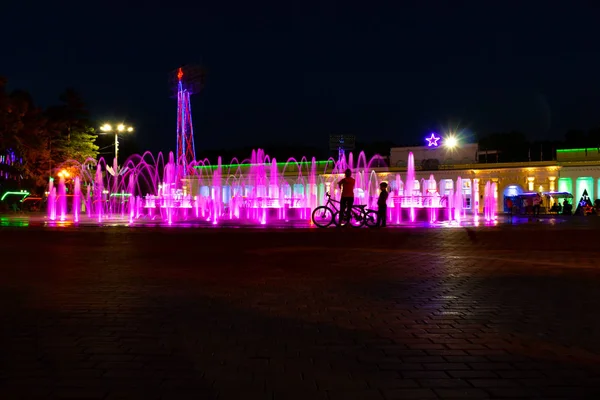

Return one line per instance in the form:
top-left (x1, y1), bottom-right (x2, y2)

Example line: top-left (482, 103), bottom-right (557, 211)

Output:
top-left (3, 2), bottom-right (600, 155)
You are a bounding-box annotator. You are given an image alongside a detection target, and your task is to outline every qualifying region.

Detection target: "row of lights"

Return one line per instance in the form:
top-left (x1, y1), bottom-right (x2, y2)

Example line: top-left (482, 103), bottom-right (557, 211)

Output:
top-left (100, 123), bottom-right (134, 133)
top-left (99, 123), bottom-right (134, 165)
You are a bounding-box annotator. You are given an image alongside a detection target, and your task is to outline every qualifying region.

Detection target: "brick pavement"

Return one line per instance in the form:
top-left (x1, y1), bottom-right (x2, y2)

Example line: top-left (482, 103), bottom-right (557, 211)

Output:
top-left (1, 225), bottom-right (600, 399)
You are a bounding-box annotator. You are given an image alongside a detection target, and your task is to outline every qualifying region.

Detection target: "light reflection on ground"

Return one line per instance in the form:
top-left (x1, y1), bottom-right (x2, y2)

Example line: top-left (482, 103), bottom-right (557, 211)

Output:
top-left (0, 213), bottom-right (598, 230)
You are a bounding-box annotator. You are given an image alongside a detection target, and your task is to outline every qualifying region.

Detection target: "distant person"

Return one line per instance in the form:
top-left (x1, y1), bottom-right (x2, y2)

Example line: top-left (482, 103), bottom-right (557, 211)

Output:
top-left (562, 199), bottom-right (572, 215)
top-left (338, 168), bottom-right (355, 224)
top-left (533, 194), bottom-right (541, 216)
top-left (506, 198), bottom-right (513, 215)
top-left (377, 182), bottom-right (389, 227)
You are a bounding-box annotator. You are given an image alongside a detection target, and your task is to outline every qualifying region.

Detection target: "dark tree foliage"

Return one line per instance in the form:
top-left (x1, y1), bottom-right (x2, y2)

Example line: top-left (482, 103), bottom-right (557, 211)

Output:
top-left (0, 77), bottom-right (98, 189)
top-left (46, 88), bottom-right (98, 164)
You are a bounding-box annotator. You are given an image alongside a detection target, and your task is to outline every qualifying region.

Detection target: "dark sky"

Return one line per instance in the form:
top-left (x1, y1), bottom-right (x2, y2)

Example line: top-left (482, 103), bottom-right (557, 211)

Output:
top-left (3, 1), bottom-right (600, 154)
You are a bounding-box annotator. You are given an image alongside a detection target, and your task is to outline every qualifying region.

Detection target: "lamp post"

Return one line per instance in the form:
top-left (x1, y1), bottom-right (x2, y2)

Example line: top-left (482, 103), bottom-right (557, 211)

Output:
top-left (99, 123), bottom-right (134, 164)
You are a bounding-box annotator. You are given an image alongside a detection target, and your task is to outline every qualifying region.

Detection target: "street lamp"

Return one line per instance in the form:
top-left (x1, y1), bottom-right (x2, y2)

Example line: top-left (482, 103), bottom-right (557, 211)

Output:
top-left (99, 123), bottom-right (134, 164)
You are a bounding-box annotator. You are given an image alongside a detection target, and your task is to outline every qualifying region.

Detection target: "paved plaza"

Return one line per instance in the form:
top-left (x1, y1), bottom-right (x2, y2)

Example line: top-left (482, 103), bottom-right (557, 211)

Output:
top-left (1, 221), bottom-right (600, 399)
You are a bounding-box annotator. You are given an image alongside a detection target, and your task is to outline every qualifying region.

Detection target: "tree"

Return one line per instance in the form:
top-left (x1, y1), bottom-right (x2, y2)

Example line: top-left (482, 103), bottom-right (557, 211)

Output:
top-left (63, 126), bottom-right (99, 162)
top-left (46, 88), bottom-right (98, 165)
top-left (8, 90), bottom-right (51, 187)
top-left (1, 81), bottom-right (99, 189)
top-left (0, 81), bottom-right (54, 188)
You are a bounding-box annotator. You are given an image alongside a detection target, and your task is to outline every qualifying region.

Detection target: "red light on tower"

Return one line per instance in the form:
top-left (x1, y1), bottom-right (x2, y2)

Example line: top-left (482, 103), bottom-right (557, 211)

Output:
top-left (177, 68), bottom-right (184, 81)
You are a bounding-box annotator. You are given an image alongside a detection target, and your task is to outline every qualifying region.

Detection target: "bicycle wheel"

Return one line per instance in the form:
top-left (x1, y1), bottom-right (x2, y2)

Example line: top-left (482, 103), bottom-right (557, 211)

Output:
top-left (350, 209), bottom-right (366, 227)
top-left (335, 209), bottom-right (365, 227)
top-left (364, 210), bottom-right (379, 228)
top-left (311, 206), bottom-right (334, 228)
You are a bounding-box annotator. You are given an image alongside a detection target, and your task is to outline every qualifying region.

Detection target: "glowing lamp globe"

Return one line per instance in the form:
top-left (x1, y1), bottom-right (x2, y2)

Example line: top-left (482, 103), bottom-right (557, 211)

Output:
top-left (445, 136), bottom-right (458, 149)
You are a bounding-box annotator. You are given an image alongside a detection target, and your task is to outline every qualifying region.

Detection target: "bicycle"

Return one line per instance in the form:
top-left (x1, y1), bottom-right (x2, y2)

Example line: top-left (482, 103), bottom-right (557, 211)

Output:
top-left (311, 192), bottom-right (379, 228)
top-left (334, 203), bottom-right (379, 228)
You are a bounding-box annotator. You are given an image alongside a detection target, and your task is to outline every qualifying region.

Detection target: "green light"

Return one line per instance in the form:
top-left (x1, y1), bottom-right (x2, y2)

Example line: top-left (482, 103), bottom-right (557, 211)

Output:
top-left (558, 178), bottom-right (572, 194)
top-left (193, 160), bottom-right (335, 170)
top-left (0, 217), bottom-right (29, 227)
top-left (109, 193), bottom-right (132, 197)
top-left (0, 190), bottom-right (30, 201)
top-left (556, 148), bottom-right (600, 153)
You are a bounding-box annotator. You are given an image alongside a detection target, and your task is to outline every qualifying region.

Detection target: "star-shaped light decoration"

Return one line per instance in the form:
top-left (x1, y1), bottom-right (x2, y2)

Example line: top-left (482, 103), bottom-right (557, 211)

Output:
top-left (425, 133), bottom-right (440, 147)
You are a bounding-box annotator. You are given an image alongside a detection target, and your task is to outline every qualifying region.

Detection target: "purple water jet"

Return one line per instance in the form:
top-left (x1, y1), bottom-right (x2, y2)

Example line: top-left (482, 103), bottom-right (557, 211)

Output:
top-left (483, 181), bottom-right (497, 222)
top-left (454, 177), bottom-right (464, 223)
top-left (47, 178), bottom-right (56, 221)
top-left (95, 165), bottom-right (104, 223)
top-left (73, 177), bottom-right (81, 223)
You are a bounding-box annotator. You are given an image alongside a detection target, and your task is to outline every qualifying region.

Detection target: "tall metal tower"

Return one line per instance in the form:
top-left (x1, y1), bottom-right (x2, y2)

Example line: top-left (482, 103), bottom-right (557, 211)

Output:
top-left (170, 65), bottom-right (204, 169)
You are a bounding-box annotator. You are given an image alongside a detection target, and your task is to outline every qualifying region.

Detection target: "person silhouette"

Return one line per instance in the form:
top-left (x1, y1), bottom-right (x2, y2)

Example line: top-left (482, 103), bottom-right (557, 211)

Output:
top-left (377, 182), bottom-right (389, 227)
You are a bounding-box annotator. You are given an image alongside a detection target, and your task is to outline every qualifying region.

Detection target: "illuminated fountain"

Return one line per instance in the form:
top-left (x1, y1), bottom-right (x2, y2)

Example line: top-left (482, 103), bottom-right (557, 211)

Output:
top-left (44, 149), bottom-right (497, 226)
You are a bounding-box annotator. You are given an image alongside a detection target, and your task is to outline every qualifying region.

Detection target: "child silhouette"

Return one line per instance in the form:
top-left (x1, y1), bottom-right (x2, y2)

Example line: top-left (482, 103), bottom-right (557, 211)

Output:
top-left (377, 182), bottom-right (389, 227)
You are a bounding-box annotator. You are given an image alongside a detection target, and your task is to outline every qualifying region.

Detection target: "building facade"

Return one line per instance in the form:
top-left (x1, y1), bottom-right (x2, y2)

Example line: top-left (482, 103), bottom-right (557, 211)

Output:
top-left (386, 145), bottom-right (600, 213)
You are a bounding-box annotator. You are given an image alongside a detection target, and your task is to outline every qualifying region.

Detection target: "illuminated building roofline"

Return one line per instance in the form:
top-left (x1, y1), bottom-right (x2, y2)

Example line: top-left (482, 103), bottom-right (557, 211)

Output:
top-left (193, 160), bottom-right (336, 169)
top-left (190, 158), bottom-right (600, 176)
top-left (557, 148), bottom-right (600, 153)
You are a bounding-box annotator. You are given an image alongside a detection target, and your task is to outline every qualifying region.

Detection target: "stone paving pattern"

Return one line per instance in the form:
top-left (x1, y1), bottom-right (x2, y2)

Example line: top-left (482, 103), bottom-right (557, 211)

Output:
top-left (1, 224), bottom-right (600, 399)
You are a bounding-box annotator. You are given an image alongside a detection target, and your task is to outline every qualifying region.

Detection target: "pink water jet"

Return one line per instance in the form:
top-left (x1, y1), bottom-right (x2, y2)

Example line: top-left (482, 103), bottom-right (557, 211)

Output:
top-left (454, 177), bottom-right (464, 223)
top-left (95, 165), bottom-right (103, 223)
top-left (57, 176), bottom-right (67, 221)
top-left (128, 174), bottom-right (135, 224)
top-left (73, 177), bottom-right (81, 223)
top-left (406, 152), bottom-right (416, 222)
top-left (484, 181), bottom-right (497, 222)
top-left (47, 178), bottom-right (56, 221)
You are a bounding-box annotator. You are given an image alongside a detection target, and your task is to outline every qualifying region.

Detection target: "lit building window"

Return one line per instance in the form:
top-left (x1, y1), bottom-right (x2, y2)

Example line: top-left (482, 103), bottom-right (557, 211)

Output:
top-left (527, 177), bottom-right (535, 191)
